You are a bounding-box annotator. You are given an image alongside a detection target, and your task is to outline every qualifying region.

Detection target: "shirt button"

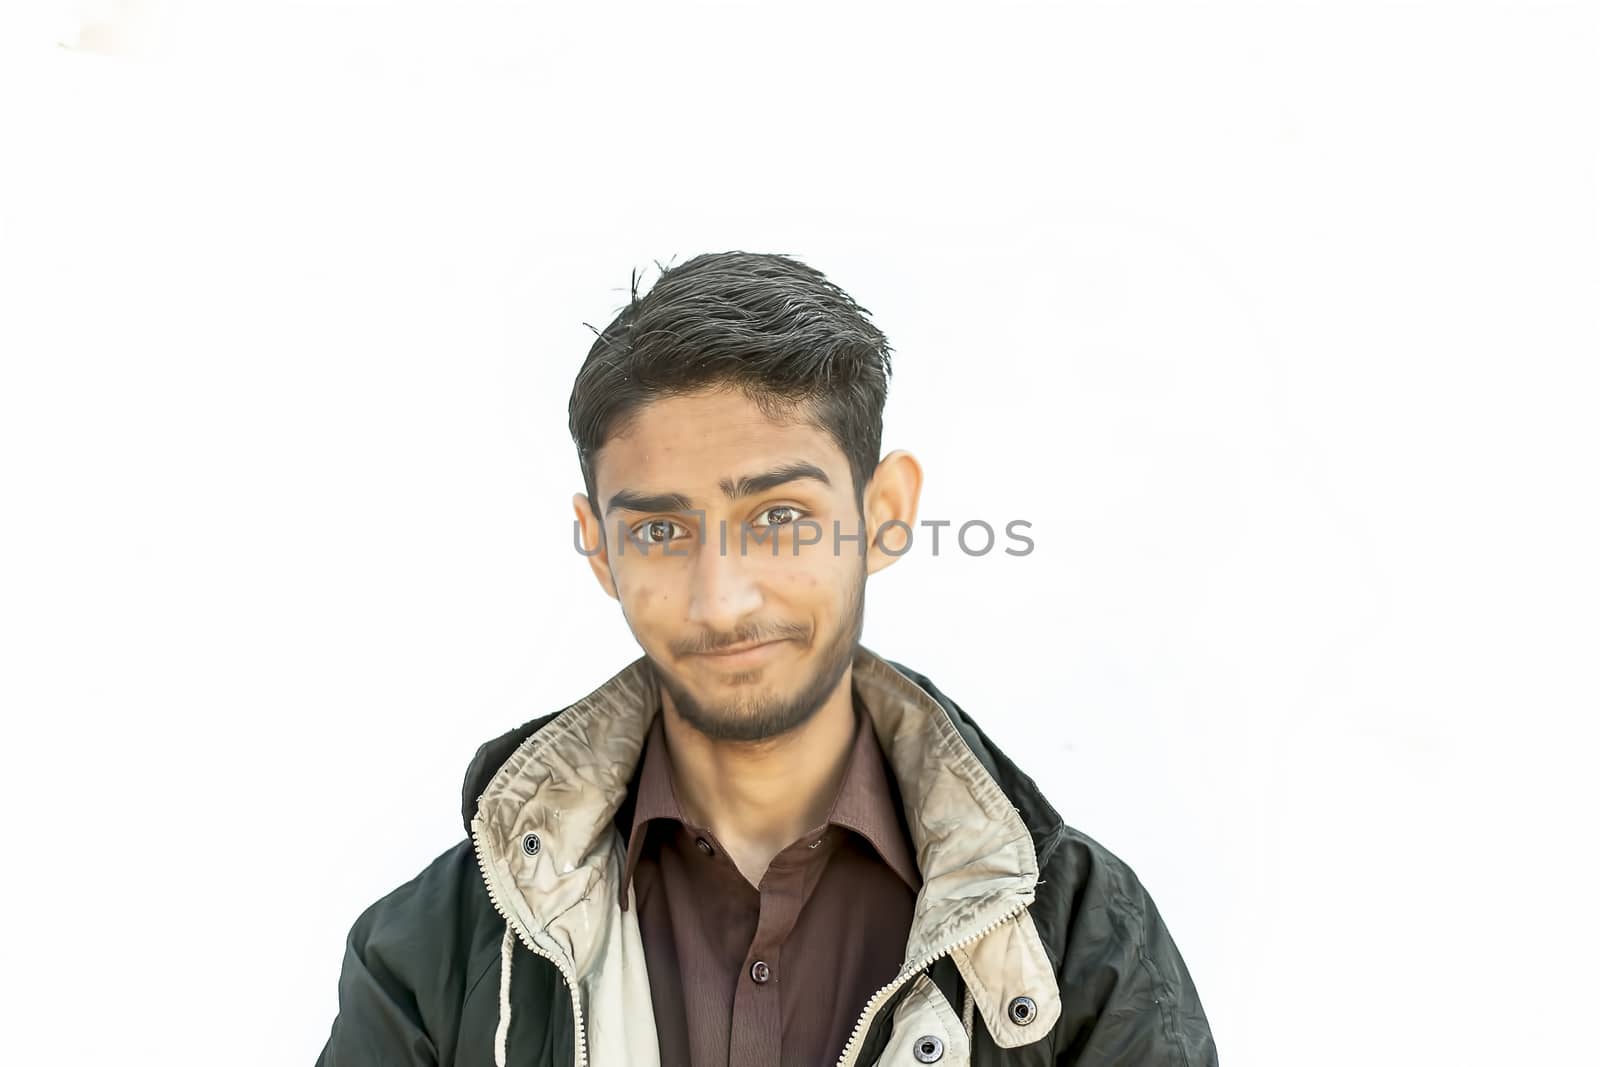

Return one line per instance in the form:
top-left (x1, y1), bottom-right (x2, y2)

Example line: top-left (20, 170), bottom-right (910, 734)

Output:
top-left (695, 837), bottom-right (714, 856)
top-left (749, 960), bottom-right (771, 984)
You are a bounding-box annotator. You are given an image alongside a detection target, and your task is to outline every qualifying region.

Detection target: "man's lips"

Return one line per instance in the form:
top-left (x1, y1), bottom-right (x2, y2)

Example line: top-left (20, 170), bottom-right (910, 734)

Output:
top-left (692, 638), bottom-right (792, 662)
top-left (700, 639), bottom-right (782, 655)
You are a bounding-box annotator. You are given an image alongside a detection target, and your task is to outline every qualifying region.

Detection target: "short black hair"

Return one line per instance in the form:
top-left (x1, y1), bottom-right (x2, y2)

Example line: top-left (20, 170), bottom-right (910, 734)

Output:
top-left (568, 251), bottom-right (894, 516)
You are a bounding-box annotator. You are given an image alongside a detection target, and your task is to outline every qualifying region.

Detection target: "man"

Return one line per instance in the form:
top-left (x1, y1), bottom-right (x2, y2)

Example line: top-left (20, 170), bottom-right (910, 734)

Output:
top-left (318, 251), bottom-right (1217, 1066)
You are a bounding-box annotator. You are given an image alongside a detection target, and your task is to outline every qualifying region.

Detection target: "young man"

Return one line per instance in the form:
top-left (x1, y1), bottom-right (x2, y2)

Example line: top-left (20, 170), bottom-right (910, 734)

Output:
top-left (318, 252), bottom-right (1217, 1066)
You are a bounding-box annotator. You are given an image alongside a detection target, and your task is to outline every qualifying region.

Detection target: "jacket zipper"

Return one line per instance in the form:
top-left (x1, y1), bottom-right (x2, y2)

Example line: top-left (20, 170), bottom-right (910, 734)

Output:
top-left (833, 897), bottom-right (1030, 1067)
top-left (470, 820), bottom-right (591, 1067)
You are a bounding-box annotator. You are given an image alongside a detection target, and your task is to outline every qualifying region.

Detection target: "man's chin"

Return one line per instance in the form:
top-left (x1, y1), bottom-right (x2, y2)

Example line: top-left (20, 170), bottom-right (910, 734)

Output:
top-left (700, 712), bottom-right (817, 744)
top-left (671, 679), bottom-right (790, 723)
top-left (657, 673), bottom-right (822, 743)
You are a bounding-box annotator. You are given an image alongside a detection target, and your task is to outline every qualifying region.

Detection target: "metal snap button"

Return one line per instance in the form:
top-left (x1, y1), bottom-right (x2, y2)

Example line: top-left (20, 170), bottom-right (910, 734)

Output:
top-left (912, 1034), bottom-right (944, 1062)
top-left (521, 832), bottom-right (541, 856)
top-left (749, 960), bottom-right (771, 984)
top-left (1007, 995), bottom-right (1037, 1025)
top-left (696, 837), bottom-right (714, 856)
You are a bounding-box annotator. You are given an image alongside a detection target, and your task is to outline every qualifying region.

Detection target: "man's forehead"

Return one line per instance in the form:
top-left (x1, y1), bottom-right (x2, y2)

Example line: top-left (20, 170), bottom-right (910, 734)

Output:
top-left (592, 394), bottom-right (849, 505)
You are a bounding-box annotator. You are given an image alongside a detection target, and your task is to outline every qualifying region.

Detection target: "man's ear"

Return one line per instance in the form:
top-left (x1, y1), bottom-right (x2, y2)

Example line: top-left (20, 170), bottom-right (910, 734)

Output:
top-left (862, 450), bottom-right (923, 577)
top-left (572, 493), bottom-right (619, 600)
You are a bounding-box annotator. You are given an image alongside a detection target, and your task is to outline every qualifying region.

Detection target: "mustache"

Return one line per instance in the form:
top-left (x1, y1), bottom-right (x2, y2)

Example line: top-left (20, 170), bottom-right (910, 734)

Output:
top-left (674, 622), bottom-right (811, 656)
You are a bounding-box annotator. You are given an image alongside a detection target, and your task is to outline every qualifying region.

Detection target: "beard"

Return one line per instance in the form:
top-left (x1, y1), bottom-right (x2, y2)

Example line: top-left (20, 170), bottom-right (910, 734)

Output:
top-left (650, 565), bottom-right (866, 744)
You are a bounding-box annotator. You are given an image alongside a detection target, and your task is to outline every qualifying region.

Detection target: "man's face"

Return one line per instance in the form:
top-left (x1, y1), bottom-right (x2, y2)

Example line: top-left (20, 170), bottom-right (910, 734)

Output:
top-left (577, 387), bottom-right (870, 742)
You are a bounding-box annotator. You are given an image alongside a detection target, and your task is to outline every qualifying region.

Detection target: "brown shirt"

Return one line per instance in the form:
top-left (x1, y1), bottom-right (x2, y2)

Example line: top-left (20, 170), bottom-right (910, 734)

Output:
top-left (620, 687), bottom-right (922, 1067)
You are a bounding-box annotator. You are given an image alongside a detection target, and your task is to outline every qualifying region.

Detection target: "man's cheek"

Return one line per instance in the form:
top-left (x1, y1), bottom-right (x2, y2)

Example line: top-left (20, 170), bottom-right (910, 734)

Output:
top-left (622, 579), bottom-right (679, 618)
top-left (775, 563), bottom-right (827, 595)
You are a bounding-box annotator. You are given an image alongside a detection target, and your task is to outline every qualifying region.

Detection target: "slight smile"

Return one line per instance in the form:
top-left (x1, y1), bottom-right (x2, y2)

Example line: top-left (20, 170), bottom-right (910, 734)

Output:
top-left (692, 638), bottom-right (793, 667)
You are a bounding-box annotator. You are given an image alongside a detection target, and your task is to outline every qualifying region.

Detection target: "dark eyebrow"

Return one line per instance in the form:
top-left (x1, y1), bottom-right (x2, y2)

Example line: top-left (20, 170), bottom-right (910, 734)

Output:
top-left (604, 489), bottom-right (695, 517)
top-left (603, 461), bottom-right (832, 517)
top-left (718, 461), bottom-right (832, 500)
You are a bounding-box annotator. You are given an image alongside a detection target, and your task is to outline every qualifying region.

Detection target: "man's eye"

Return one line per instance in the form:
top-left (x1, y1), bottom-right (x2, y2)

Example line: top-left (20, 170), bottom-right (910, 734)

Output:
top-left (635, 519), bottom-right (685, 543)
top-left (753, 506), bottom-right (801, 527)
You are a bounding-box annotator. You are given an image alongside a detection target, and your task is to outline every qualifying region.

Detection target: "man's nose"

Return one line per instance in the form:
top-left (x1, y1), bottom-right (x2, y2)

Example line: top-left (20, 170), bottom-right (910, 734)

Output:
top-left (685, 531), bottom-right (762, 632)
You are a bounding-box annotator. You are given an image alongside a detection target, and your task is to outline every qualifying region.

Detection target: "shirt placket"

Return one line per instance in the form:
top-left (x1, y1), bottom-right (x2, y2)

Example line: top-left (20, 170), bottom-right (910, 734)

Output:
top-left (726, 843), bottom-right (812, 1067)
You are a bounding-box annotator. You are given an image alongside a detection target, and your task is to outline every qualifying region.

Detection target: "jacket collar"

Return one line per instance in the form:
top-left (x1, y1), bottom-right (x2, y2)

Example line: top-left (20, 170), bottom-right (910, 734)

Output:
top-left (467, 644), bottom-right (1063, 1048)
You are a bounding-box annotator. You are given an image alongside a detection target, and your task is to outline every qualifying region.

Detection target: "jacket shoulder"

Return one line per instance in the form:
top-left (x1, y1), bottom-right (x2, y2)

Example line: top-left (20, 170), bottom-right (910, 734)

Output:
top-left (1033, 826), bottom-right (1218, 1066)
top-left (319, 840), bottom-right (506, 1065)
top-left (345, 838), bottom-right (500, 957)
top-left (879, 657), bottom-right (1216, 1062)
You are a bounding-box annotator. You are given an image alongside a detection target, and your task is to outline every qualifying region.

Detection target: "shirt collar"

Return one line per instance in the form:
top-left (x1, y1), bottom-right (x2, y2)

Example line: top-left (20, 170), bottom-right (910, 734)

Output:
top-left (620, 683), bottom-right (922, 909)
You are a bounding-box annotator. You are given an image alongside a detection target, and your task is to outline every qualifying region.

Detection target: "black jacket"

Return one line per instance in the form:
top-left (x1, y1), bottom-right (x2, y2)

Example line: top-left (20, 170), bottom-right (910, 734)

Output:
top-left (317, 651), bottom-right (1217, 1066)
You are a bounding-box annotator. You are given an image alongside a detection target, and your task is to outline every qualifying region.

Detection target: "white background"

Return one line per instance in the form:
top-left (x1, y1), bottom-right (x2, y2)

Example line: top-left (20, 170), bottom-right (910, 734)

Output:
top-left (2, 2), bottom-right (1596, 1064)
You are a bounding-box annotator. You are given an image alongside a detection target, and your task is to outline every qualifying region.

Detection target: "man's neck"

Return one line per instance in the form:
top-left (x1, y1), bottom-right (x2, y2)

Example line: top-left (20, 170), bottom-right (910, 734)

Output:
top-left (658, 670), bottom-right (857, 888)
